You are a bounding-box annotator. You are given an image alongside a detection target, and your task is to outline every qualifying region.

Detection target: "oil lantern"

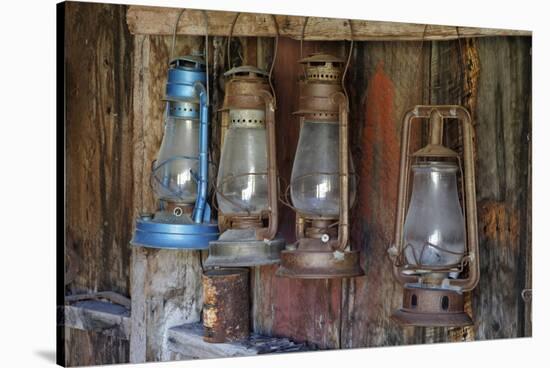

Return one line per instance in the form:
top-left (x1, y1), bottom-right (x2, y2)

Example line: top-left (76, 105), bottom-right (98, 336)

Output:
top-left (275, 50), bottom-right (363, 278)
top-left (204, 13), bottom-right (284, 267)
top-left (131, 12), bottom-right (218, 249)
top-left (388, 105), bottom-right (479, 327)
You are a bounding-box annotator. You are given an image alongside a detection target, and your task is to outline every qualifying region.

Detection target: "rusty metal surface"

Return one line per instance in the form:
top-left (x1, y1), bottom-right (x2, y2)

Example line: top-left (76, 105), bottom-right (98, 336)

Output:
top-left (391, 287), bottom-right (473, 327)
top-left (205, 229), bottom-right (285, 267)
top-left (202, 268), bottom-right (250, 343)
top-left (221, 71), bottom-right (272, 111)
top-left (294, 79), bottom-right (342, 119)
top-left (277, 248), bottom-right (363, 279)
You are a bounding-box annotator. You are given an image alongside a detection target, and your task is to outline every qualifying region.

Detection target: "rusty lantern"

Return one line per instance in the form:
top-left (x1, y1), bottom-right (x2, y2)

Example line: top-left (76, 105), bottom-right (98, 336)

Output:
top-left (275, 31), bottom-right (363, 278)
top-left (204, 13), bottom-right (285, 267)
top-left (388, 105), bottom-right (479, 327)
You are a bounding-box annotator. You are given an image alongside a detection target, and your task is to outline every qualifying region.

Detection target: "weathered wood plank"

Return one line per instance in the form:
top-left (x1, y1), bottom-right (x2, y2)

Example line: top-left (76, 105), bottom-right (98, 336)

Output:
top-left (129, 245), bottom-right (147, 363)
top-left (65, 291), bottom-right (132, 309)
top-left (168, 323), bottom-right (311, 359)
top-left (341, 40), bottom-right (429, 348)
top-left (64, 328), bottom-right (130, 367)
top-left (64, 1), bottom-right (133, 365)
top-left (129, 31), bottom-right (206, 364)
top-left (63, 300), bottom-right (131, 340)
top-left (129, 246), bottom-right (204, 363)
top-left (473, 36), bottom-right (531, 340)
top-left (65, 0), bottom-right (134, 299)
top-left (168, 324), bottom-right (257, 358)
top-left (126, 6), bottom-right (530, 40)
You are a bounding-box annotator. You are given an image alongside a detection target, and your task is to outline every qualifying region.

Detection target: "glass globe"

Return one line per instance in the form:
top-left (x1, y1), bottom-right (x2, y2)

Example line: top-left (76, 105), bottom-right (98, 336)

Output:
top-left (152, 113), bottom-right (199, 204)
top-left (290, 120), bottom-right (356, 218)
top-left (403, 161), bottom-right (466, 267)
top-left (216, 109), bottom-right (269, 215)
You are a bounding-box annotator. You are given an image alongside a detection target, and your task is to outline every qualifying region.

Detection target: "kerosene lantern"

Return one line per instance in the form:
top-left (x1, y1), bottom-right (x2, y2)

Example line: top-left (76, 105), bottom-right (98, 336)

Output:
top-left (204, 13), bottom-right (284, 266)
top-left (276, 48), bottom-right (363, 278)
top-left (131, 13), bottom-right (218, 249)
top-left (388, 105), bottom-right (479, 327)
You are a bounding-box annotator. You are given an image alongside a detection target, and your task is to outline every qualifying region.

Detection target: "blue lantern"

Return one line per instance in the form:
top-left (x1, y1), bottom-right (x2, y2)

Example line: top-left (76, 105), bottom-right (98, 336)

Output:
top-left (131, 52), bottom-right (218, 249)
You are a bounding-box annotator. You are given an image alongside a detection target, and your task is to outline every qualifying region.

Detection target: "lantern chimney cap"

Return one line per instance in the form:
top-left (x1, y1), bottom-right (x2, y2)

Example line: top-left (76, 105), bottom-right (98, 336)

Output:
top-left (298, 53), bottom-right (344, 64)
top-left (169, 54), bottom-right (206, 70)
top-left (224, 65), bottom-right (269, 78)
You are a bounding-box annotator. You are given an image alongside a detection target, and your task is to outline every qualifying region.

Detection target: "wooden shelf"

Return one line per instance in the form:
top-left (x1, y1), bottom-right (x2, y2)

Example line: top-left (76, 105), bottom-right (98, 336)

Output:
top-left (62, 299), bottom-right (131, 340)
top-left (168, 323), bottom-right (312, 359)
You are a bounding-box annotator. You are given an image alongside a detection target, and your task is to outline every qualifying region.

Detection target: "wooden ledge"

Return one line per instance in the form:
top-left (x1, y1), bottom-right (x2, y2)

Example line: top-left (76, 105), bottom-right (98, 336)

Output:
top-left (127, 6), bottom-right (531, 40)
top-left (61, 297), bottom-right (131, 340)
top-left (168, 323), bottom-right (312, 359)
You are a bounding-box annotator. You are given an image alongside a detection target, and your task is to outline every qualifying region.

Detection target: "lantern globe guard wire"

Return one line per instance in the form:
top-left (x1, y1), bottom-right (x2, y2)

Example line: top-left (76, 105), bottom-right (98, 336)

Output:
top-left (226, 12), bottom-right (279, 108)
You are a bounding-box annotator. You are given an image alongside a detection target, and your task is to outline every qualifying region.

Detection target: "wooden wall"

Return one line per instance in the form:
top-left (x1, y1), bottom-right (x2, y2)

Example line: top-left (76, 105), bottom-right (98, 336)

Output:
top-left (63, 2), bottom-right (532, 365)
top-left (64, 2), bottom-right (133, 366)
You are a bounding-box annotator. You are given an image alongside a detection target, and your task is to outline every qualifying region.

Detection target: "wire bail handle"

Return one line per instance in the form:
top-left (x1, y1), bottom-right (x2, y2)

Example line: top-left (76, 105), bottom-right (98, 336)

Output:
top-left (299, 17), bottom-right (354, 100)
top-left (226, 12), bottom-right (280, 108)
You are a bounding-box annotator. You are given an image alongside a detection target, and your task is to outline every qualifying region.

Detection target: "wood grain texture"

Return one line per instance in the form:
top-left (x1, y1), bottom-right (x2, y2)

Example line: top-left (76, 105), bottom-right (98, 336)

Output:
top-left (64, 2), bottom-right (133, 365)
top-left (63, 300), bottom-right (131, 340)
top-left (64, 328), bottom-right (129, 367)
top-left (473, 37), bottom-right (531, 340)
top-left (126, 6), bottom-right (531, 40)
top-left (130, 247), bottom-right (203, 362)
top-left (341, 40), bottom-right (429, 348)
top-left (65, 0), bottom-right (133, 298)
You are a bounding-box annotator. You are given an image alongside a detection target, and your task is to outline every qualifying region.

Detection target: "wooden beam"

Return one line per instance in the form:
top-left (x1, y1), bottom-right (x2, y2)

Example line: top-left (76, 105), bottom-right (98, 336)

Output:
top-left (62, 300), bottom-right (131, 340)
top-left (167, 323), bottom-right (311, 359)
top-left (127, 6), bottom-right (531, 40)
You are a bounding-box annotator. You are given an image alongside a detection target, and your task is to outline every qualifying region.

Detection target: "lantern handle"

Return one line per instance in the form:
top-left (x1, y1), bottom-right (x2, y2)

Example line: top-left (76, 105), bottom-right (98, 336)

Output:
top-left (227, 12), bottom-right (279, 108)
top-left (390, 105), bottom-right (479, 291)
top-left (331, 91), bottom-right (351, 253)
top-left (300, 17), bottom-right (354, 102)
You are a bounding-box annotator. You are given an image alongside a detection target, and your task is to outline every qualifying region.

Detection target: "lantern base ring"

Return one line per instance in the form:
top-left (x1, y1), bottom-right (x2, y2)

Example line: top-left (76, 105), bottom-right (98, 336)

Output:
top-left (204, 229), bottom-right (285, 267)
top-left (391, 286), bottom-right (473, 327)
top-left (276, 248), bottom-right (363, 279)
top-left (131, 212), bottom-right (219, 250)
